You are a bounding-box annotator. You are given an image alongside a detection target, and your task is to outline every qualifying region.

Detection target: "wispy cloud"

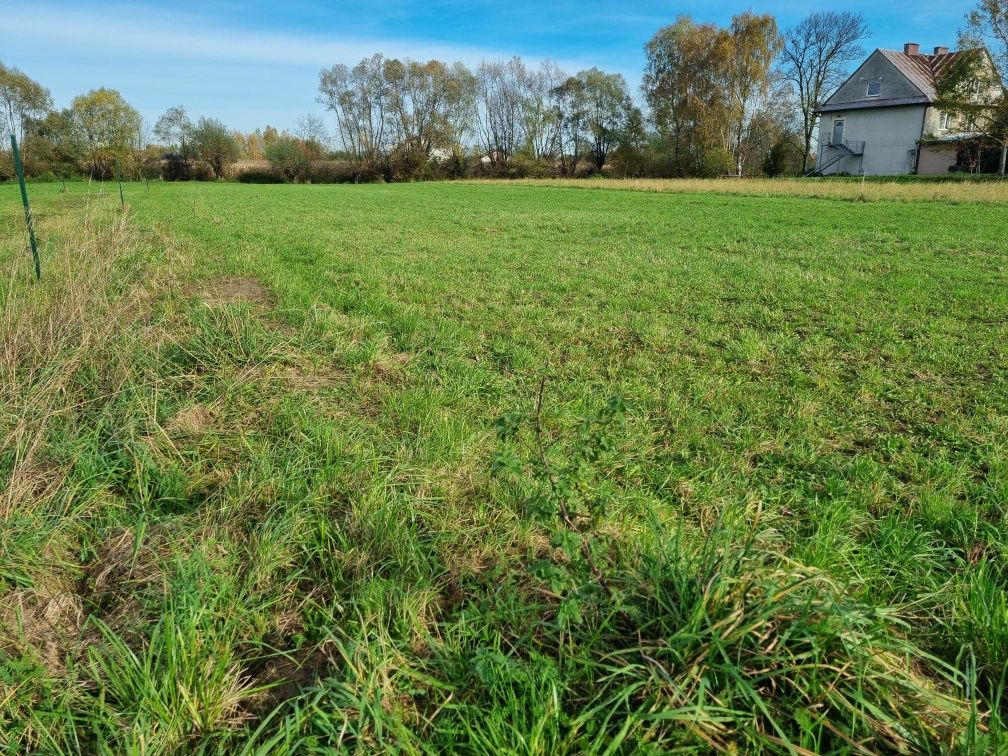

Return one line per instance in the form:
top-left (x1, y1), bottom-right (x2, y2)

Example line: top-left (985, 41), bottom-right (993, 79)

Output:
top-left (1, 3), bottom-right (596, 71)
top-left (2, 1), bottom-right (636, 130)
top-left (2, 0), bottom-right (973, 132)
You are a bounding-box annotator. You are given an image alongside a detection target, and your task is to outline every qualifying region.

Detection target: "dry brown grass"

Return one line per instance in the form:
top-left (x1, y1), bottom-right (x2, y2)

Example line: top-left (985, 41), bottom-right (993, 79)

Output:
top-left (0, 199), bottom-right (155, 520)
top-left (0, 193), bottom-right (183, 717)
top-left (194, 275), bottom-right (275, 310)
top-left (476, 176), bottom-right (1008, 203)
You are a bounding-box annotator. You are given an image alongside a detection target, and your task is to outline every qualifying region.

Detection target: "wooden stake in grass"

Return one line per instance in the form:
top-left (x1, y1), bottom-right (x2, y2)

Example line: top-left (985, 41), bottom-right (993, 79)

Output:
top-left (10, 132), bottom-right (40, 280)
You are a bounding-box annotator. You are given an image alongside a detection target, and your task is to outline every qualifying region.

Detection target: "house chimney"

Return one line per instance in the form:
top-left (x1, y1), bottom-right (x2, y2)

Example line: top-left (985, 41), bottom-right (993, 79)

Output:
top-left (904, 42), bottom-right (921, 55)
top-left (934, 46), bottom-right (949, 55)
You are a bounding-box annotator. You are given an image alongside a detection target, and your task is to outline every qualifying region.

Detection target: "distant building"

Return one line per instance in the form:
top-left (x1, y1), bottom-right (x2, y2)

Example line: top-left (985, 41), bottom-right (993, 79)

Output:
top-left (814, 43), bottom-right (1002, 175)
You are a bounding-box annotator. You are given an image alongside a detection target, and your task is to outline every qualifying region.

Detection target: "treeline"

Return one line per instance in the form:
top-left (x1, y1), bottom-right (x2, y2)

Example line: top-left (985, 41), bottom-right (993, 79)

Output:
top-left (2, 10), bottom-right (873, 182)
top-left (313, 11), bottom-right (872, 181)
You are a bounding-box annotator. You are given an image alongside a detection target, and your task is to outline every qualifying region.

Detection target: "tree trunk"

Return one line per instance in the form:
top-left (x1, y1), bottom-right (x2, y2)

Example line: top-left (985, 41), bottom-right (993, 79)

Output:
top-left (1000, 144), bottom-right (1006, 176)
top-left (802, 120), bottom-right (815, 175)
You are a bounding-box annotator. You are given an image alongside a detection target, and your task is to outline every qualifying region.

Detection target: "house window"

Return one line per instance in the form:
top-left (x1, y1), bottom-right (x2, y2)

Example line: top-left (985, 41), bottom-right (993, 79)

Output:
top-left (940, 112), bottom-right (953, 130)
top-left (866, 81), bottom-right (882, 97)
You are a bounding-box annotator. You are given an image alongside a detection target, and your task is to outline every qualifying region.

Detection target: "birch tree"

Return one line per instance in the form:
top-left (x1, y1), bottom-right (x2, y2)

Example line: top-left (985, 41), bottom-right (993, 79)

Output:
top-left (724, 12), bottom-right (781, 176)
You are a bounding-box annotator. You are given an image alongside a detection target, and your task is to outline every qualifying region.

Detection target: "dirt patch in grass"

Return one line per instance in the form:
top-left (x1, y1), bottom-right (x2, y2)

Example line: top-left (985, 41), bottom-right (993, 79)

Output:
top-left (372, 352), bottom-right (412, 382)
top-left (2, 459), bottom-right (68, 518)
top-left (84, 527), bottom-right (171, 636)
top-left (246, 644), bottom-right (334, 715)
top-left (279, 365), bottom-right (346, 393)
top-left (195, 276), bottom-right (276, 310)
top-left (0, 584), bottom-right (83, 675)
top-left (166, 403), bottom-right (218, 436)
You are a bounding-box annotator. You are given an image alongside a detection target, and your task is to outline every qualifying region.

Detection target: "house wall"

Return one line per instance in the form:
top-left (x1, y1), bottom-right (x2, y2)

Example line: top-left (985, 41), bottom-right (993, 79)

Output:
top-left (816, 105), bottom-right (928, 175)
top-left (918, 144), bottom-right (959, 174)
top-left (827, 50), bottom-right (922, 105)
top-left (922, 105), bottom-right (944, 135)
top-left (922, 56), bottom-right (1003, 139)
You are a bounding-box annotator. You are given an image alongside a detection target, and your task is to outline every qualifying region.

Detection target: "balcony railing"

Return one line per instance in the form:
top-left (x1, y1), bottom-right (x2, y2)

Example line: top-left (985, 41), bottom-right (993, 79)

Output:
top-left (826, 136), bottom-right (865, 155)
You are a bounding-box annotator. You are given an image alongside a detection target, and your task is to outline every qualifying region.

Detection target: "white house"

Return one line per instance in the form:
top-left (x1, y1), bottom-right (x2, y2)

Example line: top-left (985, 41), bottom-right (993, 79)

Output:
top-left (814, 43), bottom-right (1000, 176)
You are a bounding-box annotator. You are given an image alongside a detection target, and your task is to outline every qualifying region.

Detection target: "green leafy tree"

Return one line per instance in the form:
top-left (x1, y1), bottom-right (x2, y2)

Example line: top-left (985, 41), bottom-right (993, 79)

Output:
top-left (23, 108), bottom-right (83, 177)
top-left (71, 87), bottom-right (141, 178)
top-left (576, 68), bottom-right (634, 173)
top-left (384, 58), bottom-right (475, 160)
top-left (761, 130), bottom-right (804, 176)
top-left (0, 62), bottom-right (53, 176)
top-left (154, 105), bottom-right (194, 179)
top-left (644, 17), bottom-right (732, 177)
top-left (964, 0), bottom-right (1008, 71)
top-left (190, 117), bottom-right (240, 179)
top-left (954, 1), bottom-right (1008, 172)
top-left (265, 137), bottom-right (309, 182)
top-left (0, 62), bottom-right (52, 140)
top-left (611, 104), bottom-right (648, 176)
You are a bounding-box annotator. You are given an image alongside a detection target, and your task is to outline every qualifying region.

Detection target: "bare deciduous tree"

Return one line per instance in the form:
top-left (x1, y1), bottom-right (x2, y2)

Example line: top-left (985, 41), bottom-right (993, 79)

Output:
top-left (295, 113), bottom-right (329, 147)
top-left (475, 58), bottom-right (526, 165)
top-left (520, 60), bottom-right (565, 160)
top-left (779, 12), bottom-right (870, 173)
top-left (154, 105), bottom-right (193, 162)
top-left (319, 54), bottom-right (394, 177)
top-left (551, 75), bottom-right (587, 175)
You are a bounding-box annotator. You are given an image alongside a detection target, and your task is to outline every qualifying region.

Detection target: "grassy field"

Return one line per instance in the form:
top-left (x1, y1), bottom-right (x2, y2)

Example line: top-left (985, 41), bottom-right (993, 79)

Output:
top-left (1, 179), bottom-right (1006, 753)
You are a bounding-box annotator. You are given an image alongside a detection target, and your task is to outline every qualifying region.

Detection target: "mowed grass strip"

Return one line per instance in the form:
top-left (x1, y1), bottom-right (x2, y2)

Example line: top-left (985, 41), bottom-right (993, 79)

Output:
top-left (0, 180), bottom-right (1005, 753)
top-left (495, 174), bottom-right (1008, 203)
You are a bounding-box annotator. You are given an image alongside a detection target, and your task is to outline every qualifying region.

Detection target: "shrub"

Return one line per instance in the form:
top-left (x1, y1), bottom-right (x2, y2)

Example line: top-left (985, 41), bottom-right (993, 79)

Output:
top-left (236, 169), bottom-right (283, 184)
top-left (763, 133), bottom-right (804, 177)
top-left (265, 138), bottom-right (310, 183)
top-left (307, 160), bottom-right (355, 183)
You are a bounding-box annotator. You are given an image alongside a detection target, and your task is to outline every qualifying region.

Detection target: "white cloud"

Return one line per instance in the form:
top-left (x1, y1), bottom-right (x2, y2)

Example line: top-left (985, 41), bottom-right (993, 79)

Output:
top-left (1, 2), bottom-right (594, 72)
top-left (0, 1), bottom-right (646, 130)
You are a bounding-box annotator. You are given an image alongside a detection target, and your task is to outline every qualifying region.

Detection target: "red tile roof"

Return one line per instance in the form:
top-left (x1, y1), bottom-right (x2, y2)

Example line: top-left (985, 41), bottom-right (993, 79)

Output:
top-left (877, 49), bottom-right (971, 101)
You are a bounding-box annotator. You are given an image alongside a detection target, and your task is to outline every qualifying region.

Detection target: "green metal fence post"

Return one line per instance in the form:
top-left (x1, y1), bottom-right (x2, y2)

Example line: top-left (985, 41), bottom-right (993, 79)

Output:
top-left (115, 159), bottom-right (125, 210)
top-left (10, 133), bottom-right (40, 281)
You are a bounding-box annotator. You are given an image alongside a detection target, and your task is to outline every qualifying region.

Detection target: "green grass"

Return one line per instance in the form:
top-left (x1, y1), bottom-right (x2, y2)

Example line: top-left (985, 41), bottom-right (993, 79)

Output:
top-left (1, 179), bottom-right (1006, 753)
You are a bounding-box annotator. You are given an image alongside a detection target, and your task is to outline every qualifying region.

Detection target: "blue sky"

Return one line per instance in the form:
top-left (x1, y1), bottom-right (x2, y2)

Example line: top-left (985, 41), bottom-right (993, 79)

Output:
top-left (2, 1), bottom-right (974, 133)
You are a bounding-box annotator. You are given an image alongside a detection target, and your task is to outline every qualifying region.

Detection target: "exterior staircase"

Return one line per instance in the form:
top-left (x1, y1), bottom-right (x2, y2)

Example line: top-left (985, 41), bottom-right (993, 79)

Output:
top-left (807, 138), bottom-right (865, 176)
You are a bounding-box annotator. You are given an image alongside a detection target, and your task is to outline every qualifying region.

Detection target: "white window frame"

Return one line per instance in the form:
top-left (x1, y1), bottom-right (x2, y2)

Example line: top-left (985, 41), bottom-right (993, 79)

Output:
top-left (940, 112), bottom-right (953, 130)
top-left (866, 81), bottom-right (882, 98)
